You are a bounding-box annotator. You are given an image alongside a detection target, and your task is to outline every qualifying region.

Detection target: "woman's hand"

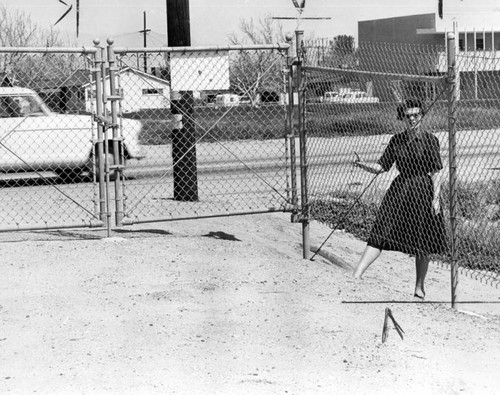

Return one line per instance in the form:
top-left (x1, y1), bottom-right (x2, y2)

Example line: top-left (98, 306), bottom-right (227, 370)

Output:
top-left (432, 195), bottom-right (441, 214)
top-left (353, 151), bottom-right (361, 167)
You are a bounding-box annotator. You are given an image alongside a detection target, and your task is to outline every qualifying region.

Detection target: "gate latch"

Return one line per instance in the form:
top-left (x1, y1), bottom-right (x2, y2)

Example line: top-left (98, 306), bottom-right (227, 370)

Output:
top-left (93, 114), bottom-right (117, 130)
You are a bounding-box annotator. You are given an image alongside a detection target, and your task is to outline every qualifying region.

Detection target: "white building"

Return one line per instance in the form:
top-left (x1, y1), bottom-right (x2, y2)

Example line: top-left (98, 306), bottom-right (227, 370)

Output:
top-left (84, 67), bottom-right (171, 113)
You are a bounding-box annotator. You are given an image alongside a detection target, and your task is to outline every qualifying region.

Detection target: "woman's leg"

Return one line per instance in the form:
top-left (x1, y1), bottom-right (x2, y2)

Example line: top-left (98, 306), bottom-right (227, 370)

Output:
top-left (414, 255), bottom-right (429, 298)
top-left (353, 245), bottom-right (382, 279)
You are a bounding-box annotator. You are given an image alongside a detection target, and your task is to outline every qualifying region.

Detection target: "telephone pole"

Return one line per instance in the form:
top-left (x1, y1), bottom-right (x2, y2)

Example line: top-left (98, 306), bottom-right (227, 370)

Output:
top-left (166, 0), bottom-right (198, 201)
top-left (139, 11), bottom-right (151, 73)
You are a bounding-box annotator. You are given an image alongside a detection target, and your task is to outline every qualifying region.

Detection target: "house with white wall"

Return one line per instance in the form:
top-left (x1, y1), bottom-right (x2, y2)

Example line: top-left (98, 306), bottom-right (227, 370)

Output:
top-left (84, 67), bottom-right (171, 113)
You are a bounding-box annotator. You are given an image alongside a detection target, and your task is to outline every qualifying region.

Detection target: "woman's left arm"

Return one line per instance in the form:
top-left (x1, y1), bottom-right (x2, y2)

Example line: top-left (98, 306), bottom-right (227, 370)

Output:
top-left (430, 170), bottom-right (442, 214)
top-left (429, 134), bottom-right (443, 214)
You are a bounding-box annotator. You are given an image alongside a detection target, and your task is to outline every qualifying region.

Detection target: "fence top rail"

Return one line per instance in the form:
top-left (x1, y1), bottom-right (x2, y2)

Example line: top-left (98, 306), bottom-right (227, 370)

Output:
top-left (113, 43), bottom-right (290, 54)
top-left (0, 46), bottom-right (98, 54)
top-left (303, 65), bottom-right (447, 84)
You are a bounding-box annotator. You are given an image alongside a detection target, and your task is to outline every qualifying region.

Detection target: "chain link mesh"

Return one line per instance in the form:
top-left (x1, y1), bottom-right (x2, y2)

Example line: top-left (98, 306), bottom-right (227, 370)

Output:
top-left (303, 40), bottom-right (499, 286)
top-left (112, 46), bottom-right (293, 223)
top-left (0, 49), bottom-right (102, 230)
top-left (0, 44), bottom-right (293, 231)
top-left (452, 49), bottom-right (500, 284)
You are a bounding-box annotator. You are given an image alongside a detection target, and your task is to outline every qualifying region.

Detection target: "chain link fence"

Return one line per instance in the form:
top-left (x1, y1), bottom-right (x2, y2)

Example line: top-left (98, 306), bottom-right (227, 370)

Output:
top-left (452, 48), bottom-right (500, 285)
top-left (301, 38), bottom-right (500, 288)
top-left (108, 44), bottom-right (295, 225)
top-left (0, 42), bottom-right (295, 232)
top-left (3, 36), bottom-right (498, 291)
top-left (0, 46), bottom-right (105, 231)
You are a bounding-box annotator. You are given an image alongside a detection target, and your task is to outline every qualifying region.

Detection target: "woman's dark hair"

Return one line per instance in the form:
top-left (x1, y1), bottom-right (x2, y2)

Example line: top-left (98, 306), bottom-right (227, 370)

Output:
top-left (397, 98), bottom-right (425, 120)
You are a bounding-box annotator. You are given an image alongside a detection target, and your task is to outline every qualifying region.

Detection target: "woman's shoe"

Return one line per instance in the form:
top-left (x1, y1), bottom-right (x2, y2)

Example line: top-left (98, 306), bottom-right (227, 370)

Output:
top-left (413, 292), bottom-right (425, 300)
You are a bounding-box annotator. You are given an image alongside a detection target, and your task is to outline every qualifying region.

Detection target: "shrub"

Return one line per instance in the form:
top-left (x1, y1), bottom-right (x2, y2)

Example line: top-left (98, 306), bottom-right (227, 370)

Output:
top-left (311, 181), bottom-right (500, 274)
top-left (128, 104), bottom-right (286, 145)
top-left (309, 196), bottom-right (378, 240)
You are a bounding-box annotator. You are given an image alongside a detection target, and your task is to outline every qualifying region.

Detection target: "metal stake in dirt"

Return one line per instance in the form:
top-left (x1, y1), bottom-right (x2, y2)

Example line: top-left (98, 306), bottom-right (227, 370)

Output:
top-left (382, 308), bottom-right (404, 343)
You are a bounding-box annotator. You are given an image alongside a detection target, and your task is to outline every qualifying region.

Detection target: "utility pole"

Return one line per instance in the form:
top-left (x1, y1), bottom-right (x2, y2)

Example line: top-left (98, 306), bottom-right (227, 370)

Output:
top-left (167, 0), bottom-right (198, 201)
top-left (139, 11), bottom-right (151, 73)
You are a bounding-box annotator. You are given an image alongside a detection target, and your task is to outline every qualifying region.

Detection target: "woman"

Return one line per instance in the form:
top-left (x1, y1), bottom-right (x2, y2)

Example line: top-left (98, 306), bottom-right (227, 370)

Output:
top-left (352, 98), bottom-right (447, 299)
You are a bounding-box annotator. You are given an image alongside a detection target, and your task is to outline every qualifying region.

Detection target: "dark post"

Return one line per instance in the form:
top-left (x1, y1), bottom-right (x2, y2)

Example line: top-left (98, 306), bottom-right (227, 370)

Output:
top-left (167, 0), bottom-right (198, 201)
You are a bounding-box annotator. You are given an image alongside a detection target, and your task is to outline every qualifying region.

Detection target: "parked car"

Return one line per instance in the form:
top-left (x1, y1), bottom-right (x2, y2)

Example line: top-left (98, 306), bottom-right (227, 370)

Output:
top-left (323, 91), bottom-right (339, 103)
top-left (215, 93), bottom-right (241, 107)
top-left (326, 90), bottom-right (380, 104)
top-left (0, 87), bottom-right (146, 180)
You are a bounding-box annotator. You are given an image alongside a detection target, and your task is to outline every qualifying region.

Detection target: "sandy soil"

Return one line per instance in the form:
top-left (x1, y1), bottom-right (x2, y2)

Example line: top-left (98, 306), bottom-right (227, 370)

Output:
top-left (1, 212), bottom-right (500, 394)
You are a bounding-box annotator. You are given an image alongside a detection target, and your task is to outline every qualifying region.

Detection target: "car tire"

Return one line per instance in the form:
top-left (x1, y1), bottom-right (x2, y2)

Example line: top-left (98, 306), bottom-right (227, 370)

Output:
top-left (56, 167), bottom-right (84, 183)
top-left (94, 152), bottom-right (128, 182)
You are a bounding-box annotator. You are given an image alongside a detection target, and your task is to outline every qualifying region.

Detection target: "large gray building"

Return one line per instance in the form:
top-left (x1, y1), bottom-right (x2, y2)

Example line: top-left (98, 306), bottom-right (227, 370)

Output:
top-left (358, 12), bottom-right (500, 100)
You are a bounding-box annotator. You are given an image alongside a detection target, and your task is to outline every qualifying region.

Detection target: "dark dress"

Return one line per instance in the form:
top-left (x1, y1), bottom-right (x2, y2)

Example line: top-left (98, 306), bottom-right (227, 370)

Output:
top-left (367, 130), bottom-right (448, 256)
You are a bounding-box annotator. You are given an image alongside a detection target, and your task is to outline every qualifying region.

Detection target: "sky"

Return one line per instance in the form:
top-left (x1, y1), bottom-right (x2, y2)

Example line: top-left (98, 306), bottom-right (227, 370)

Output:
top-left (2, 0), bottom-right (500, 47)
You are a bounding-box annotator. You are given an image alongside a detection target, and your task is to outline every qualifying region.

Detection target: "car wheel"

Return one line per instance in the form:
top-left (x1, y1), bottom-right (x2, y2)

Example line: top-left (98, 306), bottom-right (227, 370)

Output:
top-left (56, 167), bottom-right (84, 183)
top-left (94, 152), bottom-right (128, 182)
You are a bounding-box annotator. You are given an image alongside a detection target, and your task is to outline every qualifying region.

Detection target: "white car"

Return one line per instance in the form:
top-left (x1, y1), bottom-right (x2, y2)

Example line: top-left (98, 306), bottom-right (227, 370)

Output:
top-left (323, 91), bottom-right (339, 103)
top-left (0, 87), bottom-right (146, 180)
top-left (328, 91), bottom-right (380, 104)
top-left (215, 93), bottom-right (241, 107)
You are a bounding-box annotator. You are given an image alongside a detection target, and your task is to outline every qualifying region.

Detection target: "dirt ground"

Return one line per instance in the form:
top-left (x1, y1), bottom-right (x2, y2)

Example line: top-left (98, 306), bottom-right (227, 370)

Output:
top-left (1, 212), bottom-right (500, 394)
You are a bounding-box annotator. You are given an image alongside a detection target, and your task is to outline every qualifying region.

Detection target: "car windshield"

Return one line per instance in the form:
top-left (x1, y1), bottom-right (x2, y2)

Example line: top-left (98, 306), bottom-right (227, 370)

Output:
top-left (0, 94), bottom-right (47, 118)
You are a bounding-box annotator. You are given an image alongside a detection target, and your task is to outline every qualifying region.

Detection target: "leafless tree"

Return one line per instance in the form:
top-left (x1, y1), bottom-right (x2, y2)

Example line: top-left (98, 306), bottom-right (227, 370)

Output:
top-left (0, 6), bottom-right (83, 87)
top-left (227, 16), bottom-right (287, 105)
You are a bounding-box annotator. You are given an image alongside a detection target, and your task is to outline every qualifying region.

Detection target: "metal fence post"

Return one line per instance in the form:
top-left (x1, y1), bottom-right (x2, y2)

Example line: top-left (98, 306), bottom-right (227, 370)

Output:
top-left (296, 29), bottom-right (310, 259)
top-left (286, 34), bottom-right (299, 215)
top-left (447, 32), bottom-right (459, 308)
top-left (100, 42), bottom-right (113, 236)
top-left (93, 39), bottom-right (109, 229)
top-left (107, 39), bottom-right (125, 227)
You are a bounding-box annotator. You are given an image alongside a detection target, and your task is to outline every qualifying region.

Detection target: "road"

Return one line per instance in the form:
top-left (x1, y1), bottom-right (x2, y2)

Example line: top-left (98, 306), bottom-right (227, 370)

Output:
top-left (0, 131), bottom-right (498, 230)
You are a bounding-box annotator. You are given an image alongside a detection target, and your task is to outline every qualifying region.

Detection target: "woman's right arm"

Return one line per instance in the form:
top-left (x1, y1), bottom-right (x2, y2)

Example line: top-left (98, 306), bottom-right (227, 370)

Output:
top-left (353, 160), bottom-right (385, 175)
top-left (353, 136), bottom-right (396, 175)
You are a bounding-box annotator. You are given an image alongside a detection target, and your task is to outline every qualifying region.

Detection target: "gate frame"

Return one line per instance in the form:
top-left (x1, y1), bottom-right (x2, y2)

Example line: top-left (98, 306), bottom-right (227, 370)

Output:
top-left (298, 36), bottom-right (459, 305)
top-left (0, 44), bottom-right (107, 232)
top-left (108, 41), bottom-right (297, 227)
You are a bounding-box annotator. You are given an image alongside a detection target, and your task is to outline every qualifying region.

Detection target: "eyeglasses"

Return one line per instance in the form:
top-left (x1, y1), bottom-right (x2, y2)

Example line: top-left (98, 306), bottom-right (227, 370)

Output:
top-left (405, 112), bottom-right (421, 119)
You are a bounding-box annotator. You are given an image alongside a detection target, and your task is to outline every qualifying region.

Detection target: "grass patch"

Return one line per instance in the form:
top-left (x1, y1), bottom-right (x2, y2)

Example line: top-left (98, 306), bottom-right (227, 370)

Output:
top-left (305, 100), bottom-right (500, 137)
top-left (311, 180), bottom-right (500, 274)
top-left (125, 105), bottom-right (286, 145)
top-left (309, 195), bottom-right (378, 240)
top-left (125, 100), bottom-right (500, 144)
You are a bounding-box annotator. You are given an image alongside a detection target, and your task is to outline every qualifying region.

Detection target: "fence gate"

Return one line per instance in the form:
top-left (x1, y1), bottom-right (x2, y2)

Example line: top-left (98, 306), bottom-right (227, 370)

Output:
top-left (301, 43), bottom-right (449, 237)
top-left (300, 37), bottom-right (500, 302)
top-left (0, 45), bottom-right (108, 232)
top-left (301, 42), bottom-right (454, 273)
top-left (103, 42), bottom-right (296, 226)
